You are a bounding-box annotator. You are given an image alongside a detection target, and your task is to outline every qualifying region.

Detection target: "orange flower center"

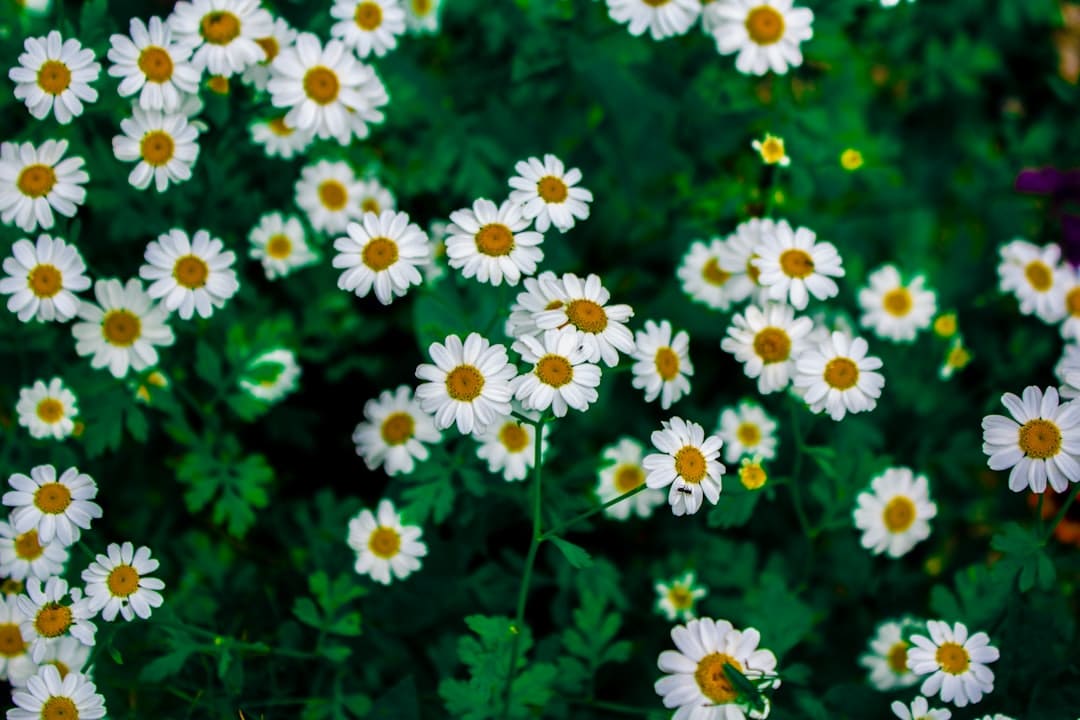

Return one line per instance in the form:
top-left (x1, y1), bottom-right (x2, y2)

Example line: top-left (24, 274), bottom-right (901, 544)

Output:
top-left (102, 309), bottom-right (142, 346)
top-left (28, 264), bottom-right (62, 298)
top-left (882, 288), bottom-right (912, 317)
top-left (36, 60), bottom-right (71, 94)
top-left (498, 422), bottom-right (530, 453)
top-left (200, 11), bottom-right (241, 45)
top-left (318, 180), bottom-right (348, 210)
top-left (14, 529), bottom-right (44, 560)
top-left (674, 446), bottom-right (707, 483)
top-left (362, 238), bottom-right (399, 271)
top-left (566, 299), bottom-right (608, 334)
top-left (140, 131), bottom-right (175, 166)
top-left (745, 6), bottom-right (785, 45)
top-left (138, 46), bottom-right (174, 82)
top-left (536, 176), bottom-right (568, 202)
top-left (173, 255), bottom-right (209, 289)
top-left (935, 642), bottom-right (970, 675)
top-left (536, 354), bottom-right (574, 388)
top-left (694, 652), bottom-right (743, 704)
top-left (1018, 418), bottom-right (1062, 459)
top-left (654, 347), bottom-right (680, 381)
top-left (368, 526), bottom-right (400, 559)
top-left (304, 67), bottom-right (340, 104)
top-left (882, 496), bottom-right (916, 532)
top-left (107, 564), bottom-right (140, 598)
top-left (779, 248), bottom-right (815, 278)
top-left (380, 412), bottom-right (415, 445)
top-left (823, 357), bottom-right (859, 390)
top-left (702, 258), bottom-right (730, 286)
top-left (445, 365), bottom-right (484, 401)
top-left (17, 164), bottom-right (57, 198)
top-left (34, 482), bottom-right (72, 514)
top-left (613, 464), bottom-right (644, 493)
top-left (753, 327), bottom-right (790, 363)
top-left (355, 1), bottom-right (383, 30)
top-left (475, 224), bottom-right (515, 256)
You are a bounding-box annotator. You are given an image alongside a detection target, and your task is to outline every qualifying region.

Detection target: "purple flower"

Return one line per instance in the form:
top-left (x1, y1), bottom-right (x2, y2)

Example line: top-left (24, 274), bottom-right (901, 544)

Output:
top-left (1016, 167), bottom-right (1080, 266)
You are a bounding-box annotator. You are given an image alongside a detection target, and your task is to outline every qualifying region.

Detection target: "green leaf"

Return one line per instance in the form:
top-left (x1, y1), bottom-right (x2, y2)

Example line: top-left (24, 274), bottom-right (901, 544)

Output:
top-left (176, 448), bottom-right (274, 538)
top-left (707, 488), bottom-right (761, 529)
top-left (990, 522), bottom-right (1055, 593)
top-left (548, 537), bottom-right (592, 569)
top-left (139, 649), bottom-right (193, 683)
top-left (124, 405), bottom-right (149, 444)
top-left (400, 476), bottom-right (456, 526)
top-left (293, 597), bottom-right (322, 629)
top-left (740, 573), bottom-right (814, 660)
top-left (195, 341), bottom-right (224, 386)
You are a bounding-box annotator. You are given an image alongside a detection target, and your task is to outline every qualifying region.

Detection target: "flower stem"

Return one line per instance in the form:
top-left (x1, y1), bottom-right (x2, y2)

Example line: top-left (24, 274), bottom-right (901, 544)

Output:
top-left (539, 484), bottom-right (647, 541)
top-left (787, 404), bottom-right (813, 538)
top-left (1042, 483), bottom-right (1080, 543)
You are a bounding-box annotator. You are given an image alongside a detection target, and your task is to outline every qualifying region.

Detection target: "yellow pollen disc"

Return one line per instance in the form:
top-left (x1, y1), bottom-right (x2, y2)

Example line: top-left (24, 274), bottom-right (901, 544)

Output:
top-left (642, 0), bottom-right (671, 5)
top-left (303, 67), bottom-right (340, 104)
top-left (102, 309), bottom-right (142, 347)
top-left (739, 463), bottom-right (766, 490)
top-left (935, 642), bottom-right (970, 675)
top-left (173, 255), bottom-right (210, 289)
top-left (736, 422), bottom-right (761, 446)
top-left (745, 5), bottom-right (785, 45)
top-left (36, 398), bottom-right (64, 424)
top-left (16, 164), bottom-right (57, 198)
top-left (536, 176), bottom-right (568, 202)
top-left (760, 137), bottom-right (786, 164)
top-left (318, 180), bottom-right (348, 211)
top-left (368, 526), bottom-right (400, 559)
top-left (34, 482), bottom-right (72, 514)
top-left (1, 579), bottom-right (24, 595)
top-left (887, 641), bottom-right (909, 674)
top-left (361, 197), bottom-right (380, 214)
top-left (475, 224), bottom-right (515, 256)
top-left (362, 237), bottom-right (399, 271)
top-left (445, 365), bottom-right (484, 401)
top-left (1018, 418), bottom-right (1062, 459)
top-left (498, 423), bottom-right (530, 453)
top-left (535, 354), bottom-right (573, 388)
top-left (34, 603), bottom-right (72, 638)
top-left (1067, 287), bottom-right (1080, 317)
top-left (49, 660), bottom-right (71, 680)
top-left (841, 149), bottom-right (864, 171)
top-left (268, 117), bottom-right (294, 136)
top-left (1024, 261), bottom-right (1053, 291)
top-left (654, 347), bottom-right (680, 381)
top-left (0, 623), bottom-right (26, 658)
top-left (138, 46), bottom-right (174, 83)
top-left (694, 652), bottom-right (743, 704)
top-left (256, 36), bottom-right (280, 63)
top-left (613, 464), bottom-right (644, 493)
top-left (41, 696), bottom-right (77, 720)
top-left (824, 357), bottom-right (859, 390)
top-left (200, 11), bottom-right (241, 45)
top-left (208, 75), bottom-right (229, 94)
top-left (946, 343), bottom-right (971, 370)
top-left (702, 258), bottom-right (731, 286)
top-left (882, 287), bottom-right (913, 317)
top-left (266, 234), bottom-right (293, 259)
top-left (36, 60), bottom-right (71, 95)
top-left (882, 496), bottom-right (916, 532)
top-left (779, 248), bottom-right (815, 279)
top-left (933, 314), bottom-right (957, 338)
top-left (28, 264), bottom-right (62, 298)
top-left (106, 564), bottom-right (140, 598)
top-left (14, 529), bottom-right (44, 561)
top-left (746, 255), bottom-right (762, 284)
top-left (668, 586), bottom-right (693, 609)
top-left (675, 446), bottom-right (707, 483)
top-left (412, 0), bottom-right (433, 13)
top-left (566, 299), bottom-right (608, 334)
top-left (355, 1), bottom-right (384, 30)
top-left (380, 411), bottom-right (415, 445)
top-left (140, 130), bottom-right (175, 166)
top-left (753, 327), bottom-right (791, 363)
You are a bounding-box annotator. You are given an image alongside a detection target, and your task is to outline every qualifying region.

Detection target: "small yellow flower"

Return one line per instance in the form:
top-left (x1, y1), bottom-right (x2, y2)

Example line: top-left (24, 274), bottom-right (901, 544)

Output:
top-left (739, 456), bottom-right (767, 490)
top-left (932, 312), bottom-right (958, 338)
top-left (135, 371), bottom-right (169, 404)
top-left (208, 75), bottom-right (230, 95)
top-left (72, 420), bottom-right (85, 437)
top-left (840, 148), bottom-right (864, 171)
top-left (752, 134), bottom-right (790, 167)
top-left (939, 338), bottom-right (972, 380)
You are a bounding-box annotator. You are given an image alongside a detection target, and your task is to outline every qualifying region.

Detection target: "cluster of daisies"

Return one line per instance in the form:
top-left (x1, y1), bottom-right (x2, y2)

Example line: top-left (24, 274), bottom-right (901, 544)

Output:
top-left (0, 465), bottom-right (164, 719)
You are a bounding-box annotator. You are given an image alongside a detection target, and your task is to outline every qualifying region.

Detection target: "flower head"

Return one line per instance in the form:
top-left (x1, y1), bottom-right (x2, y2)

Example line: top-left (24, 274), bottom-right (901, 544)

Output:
top-left (347, 499), bottom-right (427, 585)
top-left (706, 0), bottom-right (814, 76)
top-left (9, 31), bottom-right (100, 124)
top-left (72, 278), bottom-right (175, 379)
top-left (595, 438), bottom-right (666, 520)
top-left (507, 153), bottom-right (593, 233)
top-left (333, 211), bottom-right (430, 304)
top-left (0, 141), bottom-right (88, 233)
top-left (353, 386), bottom-right (442, 476)
top-left (415, 333), bottom-right (517, 435)
top-left (981, 385), bottom-right (1080, 493)
top-left (907, 621), bottom-right (999, 707)
top-left (631, 320), bottom-right (693, 410)
top-left (1, 235), bottom-right (90, 323)
top-left (2, 466), bottom-right (102, 547)
top-left (853, 467), bottom-right (937, 558)
top-left (655, 571), bottom-right (706, 622)
top-left (81, 542), bottom-right (165, 622)
top-left (643, 417), bottom-right (725, 516)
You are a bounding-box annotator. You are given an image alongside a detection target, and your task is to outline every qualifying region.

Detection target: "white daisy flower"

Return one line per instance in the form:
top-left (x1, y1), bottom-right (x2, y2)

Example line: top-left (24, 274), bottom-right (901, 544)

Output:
top-left (72, 278), bottom-right (176, 379)
top-left (595, 438), bottom-right (666, 520)
top-left (2, 465), bottom-right (102, 547)
top-left (891, 697), bottom-right (951, 720)
top-left (140, 229), bottom-right (239, 320)
top-left (533, 273), bottom-right (635, 367)
top-left (81, 542), bottom-right (165, 622)
top-left (998, 237), bottom-right (1040, 266)
top-left (331, 0), bottom-right (407, 57)
top-left (717, 217), bottom-right (774, 305)
top-left (474, 414), bottom-right (548, 482)
top-left (8, 636), bottom-right (90, 688)
top-left (168, 0), bottom-right (274, 77)
top-left (238, 348), bottom-right (301, 403)
top-left (0, 235), bottom-right (90, 323)
top-left (249, 115), bottom-right (314, 159)
top-left (655, 618), bottom-right (779, 720)
top-left (716, 401), bottom-right (778, 464)
top-left (997, 241), bottom-right (1067, 323)
top-left (112, 108), bottom-right (201, 192)
top-left (643, 417), bottom-right (725, 517)
top-left (981, 385), bottom-right (1080, 494)
top-left (754, 220), bottom-right (844, 310)
top-left (333, 211), bottom-right (429, 305)
top-left (1058, 267), bottom-right (1080, 340)
top-left (907, 621), bottom-right (999, 708)
top-left (296, 160), bottom-right (363, 234)
top-left (357, 178), bottom-right (395, 215)
top-left (16, 577), bottom-right (96, 663)
top-left (8, 665), bottom-right (105, 719)
top-left (853, 467), bottom-right (937, 558)
top-left (507, 154), bottom-right (593, 233)
top-left (240, 16), bottom-right (296, 90)
top-left (446, 198), bottom-right (544, 286)
top-left (677, 237), bottom-right (737, 311)
top-left (0, 141), bottom-right (88, 233)
top-left (249, 212), bottom-right (316, 279)
top-left (706, 0), bottom-right (814, 76)
top-left (631, 319), bottom-right (693, 410)
top-left (0, 520), bottom-right (67, 583)
top-left (9, 31), bottom-right (99, 124)
top-left (108, 16), bottom-right (201, 112)
top-left (511, 328), bottom-right (602, 417)
top-left (506, 271), bottom-right (565, 340)
top-left (858, 265), bottom-right (938, 342)
top-left (346, 499), bottom-right (427, 585)
top-left (353, 385), bottom-right (442, 476)
top-left (415, 333), bottom-right (517, 435)
top-left (15, 378), bottom-right (78, 441)
top-left (794, 331), bottom-right (884, 421)
top-left (972, 716), bottom-right (1014, 720)
top-left (606, 0), bottom-right (701, 41)
top-left (655, 571), bottom-right (706, 622)
top-left (268, 32), bottom-right (389, 144)
top-left (860, 619), bottom-right (919, 691)
top-left (0, 595), bottom-right (35, 684)
top-left (1056, 343), bottom-right (1080, 400)
top-left (720, 302), bottom-right (814, 394)
top-left (404, 0), bottom-right (441, 32)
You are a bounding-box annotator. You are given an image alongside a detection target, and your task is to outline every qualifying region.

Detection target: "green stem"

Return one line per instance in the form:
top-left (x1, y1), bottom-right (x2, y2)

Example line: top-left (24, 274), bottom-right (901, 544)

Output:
top-left (1043, 484), bottom-right (1080, 543)
top-left (1036, 492), bottom-right (1046, 537)
top-left (787, 404), bottom-right (812, 538)
top-left (539, 484), bottom-right (647, 541)
top-left (762, 166), bottom-right (781, 218)
top-left (156, 619), bottom-right (320, 660)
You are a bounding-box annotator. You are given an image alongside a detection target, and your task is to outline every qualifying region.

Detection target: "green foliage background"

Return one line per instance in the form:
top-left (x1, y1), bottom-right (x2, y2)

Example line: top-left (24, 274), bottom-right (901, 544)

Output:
top-left (1, 0), bottom-right (1079, 717)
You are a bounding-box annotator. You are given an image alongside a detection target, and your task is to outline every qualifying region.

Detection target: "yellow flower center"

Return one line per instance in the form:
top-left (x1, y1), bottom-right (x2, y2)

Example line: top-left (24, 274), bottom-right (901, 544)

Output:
top-left (17, 164), bottom-right (57, 198)
top-left (674, 446), bottom-right (707, 483)
top-left (475, 224), bottom-right (515, 256)
top-left (380, 411), bottom-right (414, 445)
top-left (823, 357), bottom-right (859, 390)
top-left (34, 603), bottom-right (72, 638)
top-left (200, 11), bottom-right (241, 45)
top-left (746, 255), bottom-right (762, 284)
top-left (140, 131), bottom-right (175, 167)
top-left (41, 697), bottom-right (77, 720)
top-left (1024, 260), bottom-right (1053, 291)
top-left (49, 660), bottom-right (70, 680)
top-left (694, 652), bottom-right (743, 704)
top-left (106, 564), bottom-right (140, 598)
top-left (268, 117), bottom-right (293, 136)
top-left (535, 354), bottom-right (573, 388)
top-left (882, 496), bottom-right (916, 532)
top-left (745, 6), bottom-right (785, 45)
top-left (887, 641), bottom-right (909, 674)
top-left (35, 397), bottom-right (65, 424)
top-left (256, 36), bottom-right (280, 63)
top-left (28, 264), bottom-right (62, 298)
top-left (207, 75), bottom-right (229, 94)
top-left (935, 642), bottom-right (970, 675)
top-left (361, 197), bottom-right (381, 214)
top-left (1068, 287), bottom-right (1080, 317)
top-left (565, 299), bottom-right (608, 334)
top-left (945, 343), bottom-right (971, 371)
top-left (739, 462), bottom-right (767, 489)
top-left (412, 0), bottom-right (433, 13)
top-left (841, 148), bottom-right (864, 171)
top-left (34, 482), bottom-right (72, 514)
top-left (1018, 418), bottom-right (1062, 459)
top-left (759, 136), bottom-right (786, 164)
top-left (536, 176), bottom-right (568, 202)
top-left (0, 579), bottom-right (24, 595)
top-left (736, 422), bottom-right (761, 446)
top-left (753, 327), bottom-right (791, 363)
top-left (318, 180), bottom-right (348, 211)
top-left (102, 309), bottom-right (142, 347)
top-left (303, 67), bottom-right (340, 105)
top-left (498, 422), bottom-right (530, 453)
top-left (642, 0), bottom-right (671, 6)
top-left (173, 255), bottom-right (209, 289)
top-left (654, 347), bottom-right (680, 381)
top-left (355, 1), bottom-right (384, 30)
top-left (362, 237), bottom-right (399, 271)
top-left (882, 287), bottom-right (912, 317)
top-left (445, 365), bottom-right (484, 401)
top-left (266, 234), bottom-right (292, 259)
top-left (368, 526), bottom-right (400, 559)
top-left (613, 464), bottom-right (644, 493)
top-left (933, 314), bottom-right (957, 338)
top-left (667, 585), bottom-right (694, 609)
top-left (138, 46), bottom-right (174, 83)
top-left (14, 529), bottom-right (44, 561)
top-left (0, 623), bottom-right (26, 658)
top-left (702, 258), bottom-right (730, 286)
top-left (779, 248), bottom-right (815, 279)
top-left (36, 60), bottom-right (71, 95)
